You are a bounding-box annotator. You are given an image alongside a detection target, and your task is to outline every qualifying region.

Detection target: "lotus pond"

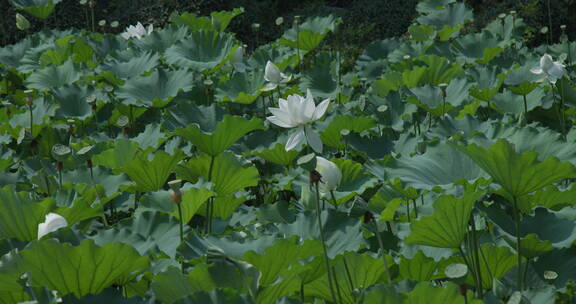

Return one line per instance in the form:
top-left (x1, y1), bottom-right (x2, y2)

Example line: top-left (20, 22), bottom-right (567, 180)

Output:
top-left (1, 0), bottom-right (576, 303)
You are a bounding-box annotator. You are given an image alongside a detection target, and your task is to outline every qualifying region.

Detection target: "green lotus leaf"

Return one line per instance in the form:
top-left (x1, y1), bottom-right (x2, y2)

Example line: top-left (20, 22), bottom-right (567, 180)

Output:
top-left (279, 210), bottom-right (363, 258)
top-left (299, 52), bottom-right (340, 100)
top-left (172, 182), bottom-right (214, 223)
top-left (209, 192), bottom-right (246, 220)
top-left (450, 31), bottom-right (502, 63)
top-left (175, 115), bottom-right (264, 156)
top-left (368, 91), bottom-right (417, 132)
top-left (305, 253), bottom-right (392, 304)
top-left (9, 98), bottom-right (56, 138)
top-left (62, 287), bottom-right (144, 303)
top-left (416, 0), bottom-right (455, 13)
top-left (242, 236), bottom-right (322, 286)
top-left (63, 166), bottom-right (127, 198)
top-left (132, 123), bottom-right (166, 150)
top-left (248, 44), bottom-right (298, 72)
top-left (19, 239), bottom-right (149, 298)
top-left (165, 30), bottom-right (235, 71)
top-left (117, 69), bottom-right (194, 107)
top-left (404, 282), bottom-right (481, 304)
top-left (52, 84), bottom-right (92, 119)
top-left (331, 158), bottom-right (377, 204)
top-left (403, 55), bottom-right (463, 88)
top-left (177, 152), bottom-right (259, 196)
top-left (93, 210), bottom-right (185, 258)
top-left (122, 150), bottom-right (185, 192)
top-left (280, 15), bottom-right (341, 52)
top-left (399, 250), bottom-right (437, 281)
top-left (364, 284), bottom-right (403, 304)
top-left (25, 59), bottom-right (81, 90)
top-left (163, 102), bottom-right (224, 132)
top-left (491, 88), bottom-right (543, 115)
top-left (55, 187), bottom-right (105, 226)
top-left (405, 191), bottom-right (481, 248)
top-left (319, 114), bottom-right (376, 149)
top-left (98, 52), bottom-right (160, 79)
top-left (416, 2), bottom-right (473, 29)
top-left (92, 139), bottom-right (140, 172)
top-left (556, 77), bottom-right (576, 106)
top-left (10, 0), bottom-right (61, 19)
top-left (386, 142), bottom-right (485, 190)
top-left (453, 139), bottom-right (576, 203)
top-left (463, 244), bottom-right (517, 289)
top-left (518, 184), bottom-right (576, 211)
top-left (251, 142), bottom-right (299, 167)
top-left (215, 69), bottom-right (264, 104)
top-left (169, 8), bottom-right (243, 32)
top-left (209, 8), bottom-right (244, 32)
top-left (356, 38), bottom-right (399, 80)
top-left (133, 25), bottom-right (189, 53)
top-left (151, 267), bottom-right (197, 304)
top-left (533, 248), bottom-right (576, 288)
top-left (484, 14), bottom-right (528, 41)
top-left (0, 185), bottom-right (54, 241)
top-left (371, 71), bottom-right (403, 97)
top-left (39, 35), bottom-right (95, 66)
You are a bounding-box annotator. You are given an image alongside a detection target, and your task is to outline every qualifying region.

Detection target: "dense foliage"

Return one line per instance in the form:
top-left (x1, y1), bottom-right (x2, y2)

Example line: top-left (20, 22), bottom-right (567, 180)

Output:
top-left (1, 0), bottom-right (576, 303)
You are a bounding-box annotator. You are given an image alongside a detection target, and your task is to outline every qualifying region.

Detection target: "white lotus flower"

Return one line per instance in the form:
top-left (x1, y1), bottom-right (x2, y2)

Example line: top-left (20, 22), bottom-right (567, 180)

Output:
top-left (232, 47), bottom-right (247, 73)
top-left (315, 157), bottom-right (342, 193)
top-left (121, 22), bottom-right (153, 40)
top-left (267, 90), bottom-right (330, 152)
top-left (38, 213), bottom-right (68, 239)
top-left (530, 54), bottom-right (566, 84)
top-left (262, 61), bottom-right (291, 91)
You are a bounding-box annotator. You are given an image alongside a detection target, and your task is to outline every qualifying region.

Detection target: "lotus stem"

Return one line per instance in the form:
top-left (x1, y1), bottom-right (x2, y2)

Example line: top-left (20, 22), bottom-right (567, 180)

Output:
top-left (546, 0), bottom-right (553, 44)
top-left (512, 196), bottom-right (523, 291)
top-left (177, 202), bottom-right (184, 272)
top-left (373, 220), bottom-right (392, 283)
top-left (314, 181), bottom-right (338, 304)
top-left (206, 155), bottom-right (215, 234)
top-left (470, 213), bottom-right (484, 298)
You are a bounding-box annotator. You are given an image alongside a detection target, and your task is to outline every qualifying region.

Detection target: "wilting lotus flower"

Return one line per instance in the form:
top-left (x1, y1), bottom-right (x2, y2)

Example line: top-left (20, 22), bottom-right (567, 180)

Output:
top-left (315, 157), bottom-right (342, 194)
top-left (530, 54), bottom-right (566, 84)
top-left (38, 213), bottom-right (68, 239)
top-left (231, 47), bottom-right (247, 73)
top-left (121, 22), bottom-right (153, 40)
top-left (263, 61), bottom-right (291, 91)
top-left (267, 90), bottom-right (329, 152)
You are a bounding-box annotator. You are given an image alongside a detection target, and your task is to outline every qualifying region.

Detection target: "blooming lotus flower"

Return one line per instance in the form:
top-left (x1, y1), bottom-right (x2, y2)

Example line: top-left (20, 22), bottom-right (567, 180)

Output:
top-left (263, 61), bottom-right (291, 91)
top-left (38, 213), bottom-right (68, 239)
top-left (121, 22), bottom-right (153, 40)
top-left (315, 157), bottom-right (342, 194)
top-left (231, 47), bottom-right (247, 73)
top-left (530, 54), bottom-right (566, 84)
top-left (267, 90), bottom-right (330, 152)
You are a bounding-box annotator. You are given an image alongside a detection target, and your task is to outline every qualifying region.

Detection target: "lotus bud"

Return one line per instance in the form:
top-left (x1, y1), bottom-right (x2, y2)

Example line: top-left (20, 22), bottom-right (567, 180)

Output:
top-left (275, 17), bottom-right (284, 26)
top-left (169, 180), bottom-right (183, 205)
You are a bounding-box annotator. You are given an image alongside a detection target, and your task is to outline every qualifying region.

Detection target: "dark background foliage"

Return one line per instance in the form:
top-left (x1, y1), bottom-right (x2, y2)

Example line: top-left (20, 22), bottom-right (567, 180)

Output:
top-left (1, 0), bottom-right (575, 57)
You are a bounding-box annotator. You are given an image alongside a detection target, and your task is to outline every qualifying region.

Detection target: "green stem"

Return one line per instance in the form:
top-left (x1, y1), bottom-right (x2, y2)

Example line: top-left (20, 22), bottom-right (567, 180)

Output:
top-left (342, 257), bottom-right (355, 297)
top-left (58, 169), bottom-right (62, 190)
top-left (332, 265), bottom-right (343, 304)
top-left (512, 197), bottom-right (523, 291)
top-left (522, 94), bottom-right (528, 123)
top-left (405, 201), bottom-right (410, 221)
top-left (28, 103), bottom-right (33, 137)
top-left (458, 246), bottom-right (477, 286)
top-left (551, 86), bottom-right (566, 138)
top-left (546, 0), bottom-right (553, 44)
top-left (330, 190), bottom-right (337, 207)
top-left (314, 182), bottom-right (338, 304)
top-left (470, 214), bottom-right (484, 298)
top-left (206, 155), bottom-right (215, 234)
top-left (177, 202), bottom-right (184, 273)
top-left (412, 199), bottom-right (418, 218)
top-left (373, 221), bottom-right (392, 283)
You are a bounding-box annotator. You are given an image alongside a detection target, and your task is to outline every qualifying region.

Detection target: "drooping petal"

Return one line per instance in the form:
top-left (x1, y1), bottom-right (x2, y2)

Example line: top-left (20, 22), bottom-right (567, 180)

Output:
top-left (38, 213), bottom-right (68, 239)
top-left (267, 116), bottom-right (294, 128)
top-left (147, 24), bottom-right (154, 35)
top-left (265, 61), bottom-right (282, 83)
top-left (269, 108), bottom-right (295, 127)
top-left (305, 125), bottom-right (323, 153)
top-left (312, 98), bottom-right (331, 121)
top-left (530, 67), bottom-right (543, 75)
top-left (286, 127), bottom-right (305, 151)
top-left (262, 82), bottom-right (278, 92)
top-left (547, 63), bottom-right (566, 83)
